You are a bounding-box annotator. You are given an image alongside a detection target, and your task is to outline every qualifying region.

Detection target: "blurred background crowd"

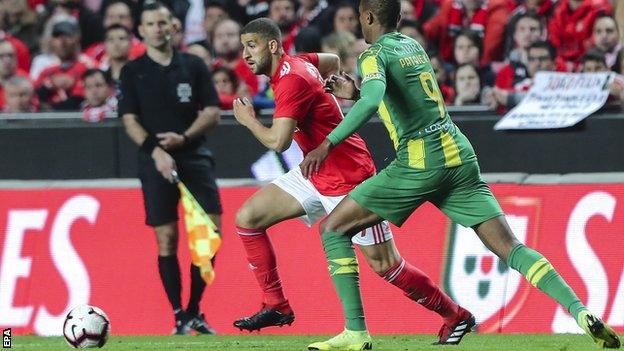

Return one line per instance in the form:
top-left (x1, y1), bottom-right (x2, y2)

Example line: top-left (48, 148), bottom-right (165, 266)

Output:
top-left (0, 0), bottom-right (623, 121)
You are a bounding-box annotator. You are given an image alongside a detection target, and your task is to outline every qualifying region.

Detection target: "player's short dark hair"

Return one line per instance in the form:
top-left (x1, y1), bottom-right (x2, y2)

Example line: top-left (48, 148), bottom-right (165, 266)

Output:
top-left (140, 1), bottom-right (172, 23)
top-left (360, 0), bottom-right (401, 29)
top-left (241, 18), bottom-right (282, 42)
top-left (529, 40), bottom-right (556, 60)
top-left (83, 68), bottom-right (113, 86)
top-left (105, 23), bottom-right (131, 36)
top-left (581, 48), bottom-right (607, 65)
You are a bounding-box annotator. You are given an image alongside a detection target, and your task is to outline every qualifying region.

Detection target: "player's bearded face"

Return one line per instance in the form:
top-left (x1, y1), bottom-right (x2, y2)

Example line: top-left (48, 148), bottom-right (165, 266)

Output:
top-left (241, 34), bottom-right (271, 75)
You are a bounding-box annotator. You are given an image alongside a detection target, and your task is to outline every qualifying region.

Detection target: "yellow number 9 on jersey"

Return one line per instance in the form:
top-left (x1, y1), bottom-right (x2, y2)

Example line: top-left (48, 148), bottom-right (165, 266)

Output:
top-left (419, 71), bottom-right (446, 119)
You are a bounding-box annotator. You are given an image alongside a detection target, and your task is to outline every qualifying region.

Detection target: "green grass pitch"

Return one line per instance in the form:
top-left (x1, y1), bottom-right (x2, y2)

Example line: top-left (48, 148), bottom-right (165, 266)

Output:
top-left (10, 334), bottom-right (621, 350)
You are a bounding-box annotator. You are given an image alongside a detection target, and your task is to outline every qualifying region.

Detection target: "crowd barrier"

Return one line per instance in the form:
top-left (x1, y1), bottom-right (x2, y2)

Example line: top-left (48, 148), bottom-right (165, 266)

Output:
top-left (1, 181), bottom-right (623, 335)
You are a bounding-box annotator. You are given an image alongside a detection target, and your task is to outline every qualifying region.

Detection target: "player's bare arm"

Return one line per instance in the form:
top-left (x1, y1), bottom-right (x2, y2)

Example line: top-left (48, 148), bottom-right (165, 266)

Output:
top-left (301, 79), bottom-right (386, 178)
top-left (122, 112), bottom-right (176, 182)
top-left (157, 106), bottom-right (221, 150)
top-left (315, 53), bottom-right (341, 79)
top-left (233, 97), bottom-right (297, 152)
top-left (324, 72), bottom-right (359, 100)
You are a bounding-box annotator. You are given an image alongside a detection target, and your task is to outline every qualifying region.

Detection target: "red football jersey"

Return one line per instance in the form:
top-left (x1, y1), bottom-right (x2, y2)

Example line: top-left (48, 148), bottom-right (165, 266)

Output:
top-left (271, 53), bottom-right (376, 196)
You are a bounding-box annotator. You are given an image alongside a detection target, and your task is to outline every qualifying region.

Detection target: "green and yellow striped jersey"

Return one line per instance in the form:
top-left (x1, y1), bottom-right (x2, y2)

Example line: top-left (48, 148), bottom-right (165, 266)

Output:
top-left (359, 32), bottom-right (477, 169)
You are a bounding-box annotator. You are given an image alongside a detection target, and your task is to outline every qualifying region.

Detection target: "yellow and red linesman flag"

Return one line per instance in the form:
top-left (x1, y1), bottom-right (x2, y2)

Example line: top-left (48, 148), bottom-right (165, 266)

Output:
top-left (173, 171), bottom-right (222, 285)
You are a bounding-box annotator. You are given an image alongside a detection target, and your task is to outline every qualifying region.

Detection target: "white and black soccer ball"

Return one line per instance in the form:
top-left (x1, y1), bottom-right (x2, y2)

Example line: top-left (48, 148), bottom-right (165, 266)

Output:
top-left (63, 305), bottom-right (110, 348)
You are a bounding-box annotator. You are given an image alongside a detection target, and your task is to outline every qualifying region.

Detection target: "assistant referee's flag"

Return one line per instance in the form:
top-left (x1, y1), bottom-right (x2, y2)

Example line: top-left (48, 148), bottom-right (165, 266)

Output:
top-left (173, 171), bottom-right (222, 284)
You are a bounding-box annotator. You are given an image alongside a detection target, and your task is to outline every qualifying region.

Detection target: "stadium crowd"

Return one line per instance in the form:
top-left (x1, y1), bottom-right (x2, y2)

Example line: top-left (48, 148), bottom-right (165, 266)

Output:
top-left (0, 0), bottom-right (623, 120)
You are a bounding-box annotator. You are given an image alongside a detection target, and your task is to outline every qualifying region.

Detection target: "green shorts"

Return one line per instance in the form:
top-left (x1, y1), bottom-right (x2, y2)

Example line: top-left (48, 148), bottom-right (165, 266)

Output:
top-left (349, 160), bottom-right (503, 227)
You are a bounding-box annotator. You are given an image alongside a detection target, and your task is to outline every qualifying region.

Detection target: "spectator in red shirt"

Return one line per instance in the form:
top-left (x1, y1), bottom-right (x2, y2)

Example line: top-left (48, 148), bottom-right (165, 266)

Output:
top-left (100, 24), bottom-right (131, 83)
top-left (84, 1), bottom-right (146, 61)
top-left (485, 40), bottom-right (557, 110)
top-left (35, 20), bottom-right (93, 110)
top-left (592, 14), bottom-right (621, 72)
top-left (269, 0), bottom-right (299, 54)
top-left (548, 0), bottom-right (611, 68)
top-left (212, 19), bottom-right (259, 95)
top-left (2, 75), bottom-right (37, 112)
top-left (0, 39), bottom-right (29, 109)
top-left (425, 0), bottom-right (511, 63)
top-left (82, 68), bottom-right (116, 122)
top-left (496, 12), bottom-right (543, 92)
top-left (212, 66), bottom-right (251, 110)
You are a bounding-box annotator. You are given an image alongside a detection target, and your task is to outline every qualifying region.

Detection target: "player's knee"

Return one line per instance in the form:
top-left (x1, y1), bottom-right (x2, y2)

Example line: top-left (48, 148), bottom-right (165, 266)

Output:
top-left (319, 216), bottom-right (345, 234)
top-left (368, 260), bottom-right (392, 278)
top-left (235, 205), bottom-right (261, 229)
top-left (367, 255), bottom-right (399, 277)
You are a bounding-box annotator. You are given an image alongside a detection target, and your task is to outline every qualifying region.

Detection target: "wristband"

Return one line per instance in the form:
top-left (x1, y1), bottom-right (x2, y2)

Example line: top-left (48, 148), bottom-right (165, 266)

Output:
top-left (182, 134), bottom-right (190, 145)
top-left (140, 135), bottom-right (159, 154)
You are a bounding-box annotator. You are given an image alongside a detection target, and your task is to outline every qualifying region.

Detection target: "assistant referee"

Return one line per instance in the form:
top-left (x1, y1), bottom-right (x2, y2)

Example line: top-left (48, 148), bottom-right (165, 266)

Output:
top-left (118, 1), bottom-right (222, 335)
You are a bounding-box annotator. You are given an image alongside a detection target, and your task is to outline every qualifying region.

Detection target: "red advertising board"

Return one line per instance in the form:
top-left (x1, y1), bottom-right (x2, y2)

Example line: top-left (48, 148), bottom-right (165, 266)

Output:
top-left (0, 184), bottom-right (623, 336)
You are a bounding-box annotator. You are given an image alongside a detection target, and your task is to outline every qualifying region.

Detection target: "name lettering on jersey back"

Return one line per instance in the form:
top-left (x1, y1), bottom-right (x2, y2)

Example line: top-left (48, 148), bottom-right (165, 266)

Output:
top-left (399, 54), bottom-right (429, 68)
top-left (393, 42), bottom-right (424, 55)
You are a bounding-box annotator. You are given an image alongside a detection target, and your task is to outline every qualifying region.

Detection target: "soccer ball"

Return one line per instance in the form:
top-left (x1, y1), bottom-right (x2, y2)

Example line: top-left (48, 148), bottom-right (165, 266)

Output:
top-left (63, 305), bottom-right (110, 348)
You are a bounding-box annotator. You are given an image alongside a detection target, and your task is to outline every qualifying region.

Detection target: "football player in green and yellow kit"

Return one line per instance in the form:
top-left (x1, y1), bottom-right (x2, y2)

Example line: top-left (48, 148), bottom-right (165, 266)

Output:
top-left (301, 0), bottom-right (621, 350)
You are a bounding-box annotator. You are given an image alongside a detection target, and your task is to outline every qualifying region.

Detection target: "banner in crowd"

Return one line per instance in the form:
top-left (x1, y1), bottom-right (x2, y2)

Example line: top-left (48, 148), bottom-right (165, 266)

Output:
top-left (0, 184), bottom-right (623, 336)
top-left (495, 72), bottom-right (613, 130)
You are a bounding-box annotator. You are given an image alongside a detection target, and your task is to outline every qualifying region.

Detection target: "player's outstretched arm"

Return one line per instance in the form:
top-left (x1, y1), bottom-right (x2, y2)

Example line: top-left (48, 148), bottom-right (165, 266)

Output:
top-left (326, 79), bottom-right (385, 145)
top-left (233, 97), bottom-right (297, 152)
top-left (315, 53), bottom-right (341, 79)
top-left (300, 79), bottom-right (386, 178)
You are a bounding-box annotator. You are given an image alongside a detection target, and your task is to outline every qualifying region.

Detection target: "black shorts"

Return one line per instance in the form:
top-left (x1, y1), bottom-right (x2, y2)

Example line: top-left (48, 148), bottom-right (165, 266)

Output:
top-left (138, 151), bottom-right (222, 227)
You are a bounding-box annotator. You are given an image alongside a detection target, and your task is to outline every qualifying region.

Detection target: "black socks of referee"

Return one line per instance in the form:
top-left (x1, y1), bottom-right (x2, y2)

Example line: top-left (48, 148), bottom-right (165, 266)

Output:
top-left (157, 255), bottom-right (207, 317)
top-left (187, 264), bottom-right (206, 316)
top-left (158, 255), bottom-right (182, 312)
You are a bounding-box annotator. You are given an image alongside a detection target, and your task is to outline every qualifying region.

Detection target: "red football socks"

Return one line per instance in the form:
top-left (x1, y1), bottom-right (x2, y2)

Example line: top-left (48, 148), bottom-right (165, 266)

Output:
top-left (236, 226), bottom-right (290, 312)
top-left (382, 258), bottom-right (463, 325)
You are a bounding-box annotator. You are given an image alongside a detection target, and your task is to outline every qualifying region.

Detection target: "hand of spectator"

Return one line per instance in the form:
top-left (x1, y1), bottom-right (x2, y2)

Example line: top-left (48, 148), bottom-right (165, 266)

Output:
top-left (482, 87), bottom-right (497, 109)
top-left (156, 132), bottom-right (185, 151)
top-left (233, 97), bottom-right (257, 127)
top-left (483, 87), bottom-right (509, 109)
top-left (609, 81), bottom-right (623, 99)
top-left (151, 147), bottom-right (177, 183)
top-left (325, 72), bottom-right (359, 100)
top-left (51, 74), bottom-right (76, 91)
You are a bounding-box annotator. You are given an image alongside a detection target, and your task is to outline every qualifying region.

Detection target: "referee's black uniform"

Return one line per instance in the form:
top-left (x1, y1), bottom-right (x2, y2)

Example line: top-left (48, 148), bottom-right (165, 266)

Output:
top-left (118, 51), bottom-right (222, 226)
